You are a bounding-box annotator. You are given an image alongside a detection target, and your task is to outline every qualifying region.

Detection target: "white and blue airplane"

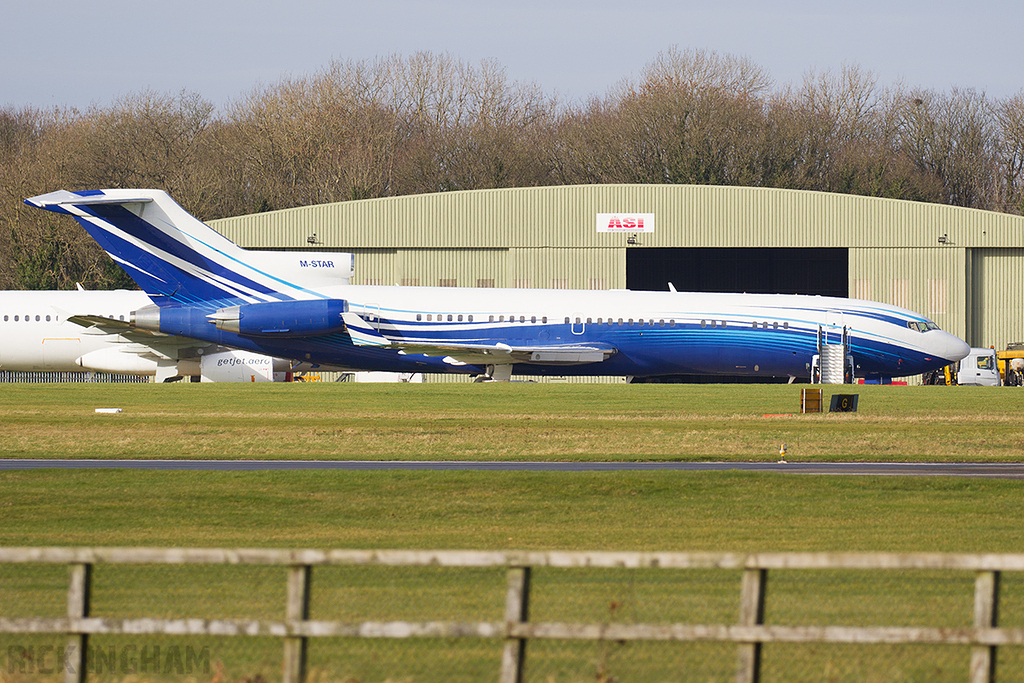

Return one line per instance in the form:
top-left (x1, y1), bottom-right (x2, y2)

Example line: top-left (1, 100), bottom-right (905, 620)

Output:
top-left (25, 189), bottom-right (970, 382)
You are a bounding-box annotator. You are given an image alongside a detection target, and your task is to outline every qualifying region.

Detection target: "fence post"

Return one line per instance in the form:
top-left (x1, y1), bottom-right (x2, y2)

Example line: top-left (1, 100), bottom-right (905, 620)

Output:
top-left (970, 570), bottom-right (1000, 683)
top-left (283, 564), bottom-right (311, 683)
top-left (500, 565), bottom-right (531, 683)
top-left (65, 562), bottom-right (91, 683)
top-left (736, 567), bottom-right (766, 683)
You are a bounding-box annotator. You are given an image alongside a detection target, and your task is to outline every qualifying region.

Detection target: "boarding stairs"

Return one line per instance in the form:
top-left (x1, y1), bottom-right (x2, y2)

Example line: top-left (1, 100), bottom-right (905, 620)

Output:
top-left (812, 323), bottom-right (854, 384)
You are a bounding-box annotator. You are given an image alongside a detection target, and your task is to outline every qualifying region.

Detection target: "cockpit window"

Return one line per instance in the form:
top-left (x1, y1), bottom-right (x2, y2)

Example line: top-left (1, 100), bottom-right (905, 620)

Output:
top-left (908, 321), bottom-right (940, 332)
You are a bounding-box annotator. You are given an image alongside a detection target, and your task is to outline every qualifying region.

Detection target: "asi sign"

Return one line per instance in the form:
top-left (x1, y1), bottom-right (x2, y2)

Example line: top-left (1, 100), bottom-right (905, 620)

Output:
top-left (597, 213), bottom-right (655, 233)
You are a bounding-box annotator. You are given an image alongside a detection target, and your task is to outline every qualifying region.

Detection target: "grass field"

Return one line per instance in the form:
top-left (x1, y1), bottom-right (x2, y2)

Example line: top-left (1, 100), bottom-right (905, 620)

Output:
top-left (1, 382), bottom-right (1023, 551)
top-left (2, 383), bottom-right (1023, 682)
top-left (1, 382), bottom-right (1022, 461)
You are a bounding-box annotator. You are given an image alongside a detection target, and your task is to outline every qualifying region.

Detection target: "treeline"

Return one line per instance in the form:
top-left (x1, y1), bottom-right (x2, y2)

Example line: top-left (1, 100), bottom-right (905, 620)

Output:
top-left (2, 48), bottom-right (1023, 290)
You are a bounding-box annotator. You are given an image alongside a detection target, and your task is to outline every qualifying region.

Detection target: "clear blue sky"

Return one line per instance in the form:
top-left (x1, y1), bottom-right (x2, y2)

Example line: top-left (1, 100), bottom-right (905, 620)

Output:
top-left (5, 0), bottom-right (1020, 111)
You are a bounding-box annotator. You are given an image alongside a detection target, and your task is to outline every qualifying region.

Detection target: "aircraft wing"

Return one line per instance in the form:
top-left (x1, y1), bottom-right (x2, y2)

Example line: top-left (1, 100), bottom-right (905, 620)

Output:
top-left (67, 314), bottom-right (166, 337)
top-left (394, 340), bottom-right (617, 366)
top-left (66, 314), bottom-right (210, 359)
top-left (341, 310), bottom-right (615, 365)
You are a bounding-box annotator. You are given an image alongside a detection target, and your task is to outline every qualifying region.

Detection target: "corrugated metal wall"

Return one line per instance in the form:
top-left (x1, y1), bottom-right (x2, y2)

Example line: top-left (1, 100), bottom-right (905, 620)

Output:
top-left (849, 247), bottom-right (967, 339)
top-left (394, 249), bottom-right (507, 288)
top-left (970, 248), bottom-right (1024, 349)
top-left (214, 185), bottom-right (1024, 251)
top-left (507, 248), bottom-right (625, 290)
top-left (211, 185), bottom-right (1024, 349)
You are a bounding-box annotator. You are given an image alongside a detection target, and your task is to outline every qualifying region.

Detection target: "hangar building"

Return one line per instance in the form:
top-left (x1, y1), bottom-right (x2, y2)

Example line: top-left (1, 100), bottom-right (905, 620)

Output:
top-left (211, 185), bottom-right (1024, 357)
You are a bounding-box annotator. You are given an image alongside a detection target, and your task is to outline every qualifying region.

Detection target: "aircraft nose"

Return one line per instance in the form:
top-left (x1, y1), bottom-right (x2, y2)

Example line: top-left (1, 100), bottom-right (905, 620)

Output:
top-left (936, 331), bottom-right (970, 363)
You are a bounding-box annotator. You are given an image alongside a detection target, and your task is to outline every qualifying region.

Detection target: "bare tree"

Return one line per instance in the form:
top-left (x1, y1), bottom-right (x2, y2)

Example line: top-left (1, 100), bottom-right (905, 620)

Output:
top-left (5, 50), bottom-right (1024, 290)
top-left (993, 92), bottom-right (1024, 213)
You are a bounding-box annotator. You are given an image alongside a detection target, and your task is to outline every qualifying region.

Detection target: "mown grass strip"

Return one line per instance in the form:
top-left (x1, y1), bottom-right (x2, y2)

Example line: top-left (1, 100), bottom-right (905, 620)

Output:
top-left (1, 469), bottom-right (1021, 553)
top-left (1, 383), bottom-right (1022, 461)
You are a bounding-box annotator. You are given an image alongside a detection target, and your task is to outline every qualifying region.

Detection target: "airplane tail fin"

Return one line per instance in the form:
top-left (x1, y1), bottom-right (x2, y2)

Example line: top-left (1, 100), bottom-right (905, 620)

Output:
top-left (25, 189), bottom-right (318, 305)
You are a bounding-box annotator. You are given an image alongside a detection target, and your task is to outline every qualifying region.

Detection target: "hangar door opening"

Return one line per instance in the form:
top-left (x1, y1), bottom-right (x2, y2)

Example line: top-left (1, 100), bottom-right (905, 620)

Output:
top-left (626, 248), bottom-right (848, 296)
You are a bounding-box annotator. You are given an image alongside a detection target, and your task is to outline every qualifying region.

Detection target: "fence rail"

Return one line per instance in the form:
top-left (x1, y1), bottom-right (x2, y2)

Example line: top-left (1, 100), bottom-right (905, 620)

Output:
top-left (1, 548), bottom-right (1022, 683)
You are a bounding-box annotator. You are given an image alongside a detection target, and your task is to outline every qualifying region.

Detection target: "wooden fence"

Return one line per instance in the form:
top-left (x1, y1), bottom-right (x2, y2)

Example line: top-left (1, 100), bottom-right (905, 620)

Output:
top-left (2, 548), bottom-right (1023, 683)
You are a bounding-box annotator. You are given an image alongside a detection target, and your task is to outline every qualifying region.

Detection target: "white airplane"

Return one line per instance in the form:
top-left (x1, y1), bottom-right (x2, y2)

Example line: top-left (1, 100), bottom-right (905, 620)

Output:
top-left (0, 280), bottom-right (350, 383)
top-left (0, 287), bottom-right (317, 381)
top-left (24, 189), bottom-right (970, 383)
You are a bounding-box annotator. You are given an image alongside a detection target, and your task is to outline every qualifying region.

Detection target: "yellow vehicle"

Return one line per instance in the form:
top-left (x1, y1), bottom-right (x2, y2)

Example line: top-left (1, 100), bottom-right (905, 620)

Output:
top-left (997, 343), bottom-right (1024, 386)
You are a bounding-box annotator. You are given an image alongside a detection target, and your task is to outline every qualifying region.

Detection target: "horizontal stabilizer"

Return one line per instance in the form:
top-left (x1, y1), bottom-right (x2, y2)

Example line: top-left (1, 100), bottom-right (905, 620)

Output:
top-left (342, 311), bottom-right (391, 347)
top-left (27, 190), bottom-right (154, 208)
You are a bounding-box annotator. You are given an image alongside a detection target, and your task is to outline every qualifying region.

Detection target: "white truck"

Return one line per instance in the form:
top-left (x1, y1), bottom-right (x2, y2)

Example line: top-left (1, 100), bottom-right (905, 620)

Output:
top-left (955, 347), bottom-right (1001, 386)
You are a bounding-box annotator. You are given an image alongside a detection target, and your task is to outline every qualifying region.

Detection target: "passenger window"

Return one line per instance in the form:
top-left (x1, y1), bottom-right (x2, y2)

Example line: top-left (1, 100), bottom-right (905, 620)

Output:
top-left (701, 320), bottom-right (706, 328)
top-left (978, 357), bottom-right (994, 369)
top-left (531, 316), bottom-right (537, 324)
top-left (457, 315), bottom-right (463, 322)
top-left (447, 314), bottom-right (453, 322)
top-left (468, 315), bottom-right (473, 322)
top-left (14, 315), bottom-right (18, 322)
